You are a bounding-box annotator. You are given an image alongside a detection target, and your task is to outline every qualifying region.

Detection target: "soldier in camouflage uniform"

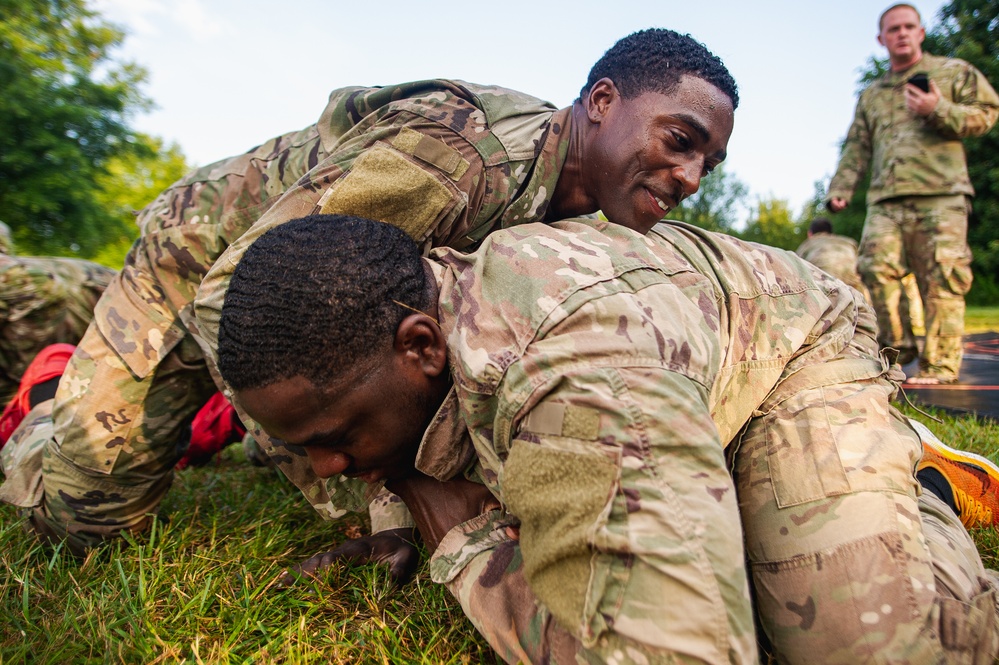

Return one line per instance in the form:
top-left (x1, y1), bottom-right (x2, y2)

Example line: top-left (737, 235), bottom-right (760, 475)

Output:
top-left (0, 250), bottom-right (116, 406)
top-left (0, 222), bottom-right (12, 256)
top-left (0, 28), bottom-right (738, 557)
top-left (216, 213), bottom-right (998, 664)
top-left (826, 3), bottom-right (999, 384)
top-left (794, 217), bottom-right (869, 300)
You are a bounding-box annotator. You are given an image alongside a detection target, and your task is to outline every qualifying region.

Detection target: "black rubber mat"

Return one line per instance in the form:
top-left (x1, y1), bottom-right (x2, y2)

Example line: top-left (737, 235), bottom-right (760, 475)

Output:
top-left (898, 332), bottom-right (999, 421)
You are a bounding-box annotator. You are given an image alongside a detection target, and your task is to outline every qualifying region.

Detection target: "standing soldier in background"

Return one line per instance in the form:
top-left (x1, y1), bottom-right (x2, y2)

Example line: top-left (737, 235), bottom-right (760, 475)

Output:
top-left (0, 229), bottom-right (115, 405)
top-left (795, 217), bottom-right (869, 300)
top-left (795, 218), bottom-right (925, 355)
top-left (826, 3), bottom-right (998, 384)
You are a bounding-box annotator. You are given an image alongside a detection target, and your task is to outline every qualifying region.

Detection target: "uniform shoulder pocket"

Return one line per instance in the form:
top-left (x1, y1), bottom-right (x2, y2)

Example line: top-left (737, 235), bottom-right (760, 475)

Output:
top-left (319, 143), bottom-right (463, 242)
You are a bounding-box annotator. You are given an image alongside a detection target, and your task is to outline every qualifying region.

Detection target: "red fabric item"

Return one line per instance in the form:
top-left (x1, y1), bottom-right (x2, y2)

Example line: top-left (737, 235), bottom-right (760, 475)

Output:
top-left (176, 391), bottom-right (246, 469)
top-left (0, 343), bottom-right (76, 447)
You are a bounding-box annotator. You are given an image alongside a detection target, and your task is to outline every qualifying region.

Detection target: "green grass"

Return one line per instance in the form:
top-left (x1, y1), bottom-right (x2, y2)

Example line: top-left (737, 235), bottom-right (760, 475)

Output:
top-left (0, 449), bottom-right (500, 664)
top-left (966, 305), bottom-right (999, 334)
top-left (900, 404), bottom-right (999, 571)
top-left (2, 303), bottom-right (998, 664)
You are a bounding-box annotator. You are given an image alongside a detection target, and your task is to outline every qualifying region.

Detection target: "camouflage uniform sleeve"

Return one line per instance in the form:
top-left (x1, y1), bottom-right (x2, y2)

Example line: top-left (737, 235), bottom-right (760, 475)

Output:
top-left (926, 60), bottom-right (999, 139)
top-left (194, 114), bottom-right (487, 360)
top-left (827, 94), bottom-right (873, 202)
top-left (493, 363), bottom-right (755, 660)
top-left (368, 485), bottom-right (416, 533)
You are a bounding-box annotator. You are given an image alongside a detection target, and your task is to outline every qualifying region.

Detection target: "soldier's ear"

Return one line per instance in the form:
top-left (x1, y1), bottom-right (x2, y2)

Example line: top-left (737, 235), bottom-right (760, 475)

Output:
top-left (394, 314), bottom-right (447, 378)
top-left (584, 78), bottom-right (620, 124)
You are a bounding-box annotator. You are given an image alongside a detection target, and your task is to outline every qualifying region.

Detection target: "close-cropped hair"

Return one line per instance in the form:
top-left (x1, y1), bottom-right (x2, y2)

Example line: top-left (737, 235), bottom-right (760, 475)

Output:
top-left (879, 3), bottom-right (921, 30)
top-left (809, 217), bottom-right (834, 234)
top-left (579, 28), bottom-right (739, 109)
top-left (217, 214), bottom-right (428, 392)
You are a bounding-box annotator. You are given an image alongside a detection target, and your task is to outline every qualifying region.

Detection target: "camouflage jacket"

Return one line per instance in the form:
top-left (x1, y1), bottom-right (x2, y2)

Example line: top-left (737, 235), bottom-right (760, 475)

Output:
top-left (196, 79), bottom-right (568, 355)
top-left (414, 218), bottom-right (876, 655)
top-left (194, 80), bottom-right (571, 518)
top-left (828, 53), bottom-right (999, 205)
top-left (0, 255), bottom-right (116, 402)
top-left (794, 232), bottom-right (865, 292)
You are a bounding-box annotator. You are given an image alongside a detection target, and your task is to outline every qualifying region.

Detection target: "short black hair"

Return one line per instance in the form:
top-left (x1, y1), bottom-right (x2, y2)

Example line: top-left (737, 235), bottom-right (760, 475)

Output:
top-left (580, 28), bottom-right (739, 109)
top-left (217, 214), bottom-right (428, 392)
top-left (809, 217), bottom-right (834, 234)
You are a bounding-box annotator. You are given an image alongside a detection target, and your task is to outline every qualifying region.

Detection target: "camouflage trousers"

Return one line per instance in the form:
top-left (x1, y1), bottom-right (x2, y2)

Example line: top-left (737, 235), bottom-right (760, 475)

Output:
top-left (859, 195), bottom-right (974, 381)
top-left (0, 125), bottom-right (410, 552)
top-left (431, 374), bottom-right (998, 664)
top-left (735, 362), bottom-right (997, 663)
top-left (0, 331), bottom-right (405, 554)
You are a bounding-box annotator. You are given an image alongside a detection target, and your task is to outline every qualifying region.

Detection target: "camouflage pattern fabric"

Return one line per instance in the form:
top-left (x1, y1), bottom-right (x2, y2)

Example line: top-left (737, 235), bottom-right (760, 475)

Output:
top-left (902, 272), bottom-right (925, 332)
top-left (195, 79), bottom-right (567, 351)
top-left (0, 255), bottom-right (115, 404)
top-left (1, 79), bottom-right (571, 550)
top-left (827, 53), bottom-right (998, 205)
top-left (195, 80), bottom-right (570, 516)
top-left (827, 53), bottom-right (998, 382)
top-left (0, 222), bottom-right (12, 256)
top-left (413, 218), bottom-right (996, 663)
top-left (794, 231), bottom-right (869, 299)
top-left (860, 194), bottom-right (973, 381)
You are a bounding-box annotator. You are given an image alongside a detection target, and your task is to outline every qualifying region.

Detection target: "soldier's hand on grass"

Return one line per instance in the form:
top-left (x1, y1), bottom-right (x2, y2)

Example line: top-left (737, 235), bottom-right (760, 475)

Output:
top-left (906, 79), bottom-right (941, 117)
top-left (386, 473), bottom-right (501, 552)
top-left (274, 527), bottom-right (420, 589)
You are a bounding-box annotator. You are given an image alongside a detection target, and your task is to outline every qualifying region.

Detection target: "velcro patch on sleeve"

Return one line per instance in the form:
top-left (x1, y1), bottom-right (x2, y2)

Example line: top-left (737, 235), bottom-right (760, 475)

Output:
top-left (391, 128), bottom-right (470, 181)
top-left (520, 402), bottom-right (601, 440)
top-left (319, 145), bottom-right (453, 241)
top-left (502, 439), bottom-right (617, 639)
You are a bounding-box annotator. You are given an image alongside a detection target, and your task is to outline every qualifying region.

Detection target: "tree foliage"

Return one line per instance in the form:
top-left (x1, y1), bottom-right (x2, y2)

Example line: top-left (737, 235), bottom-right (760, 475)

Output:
top-left (737, 197), bottom-right (804, 251)
top-left (0, 0), bottom-right (151, 257)
top-left (664, 164), bottom-right (749, 232)
top-left (90, 134), bottom-right (189, 269)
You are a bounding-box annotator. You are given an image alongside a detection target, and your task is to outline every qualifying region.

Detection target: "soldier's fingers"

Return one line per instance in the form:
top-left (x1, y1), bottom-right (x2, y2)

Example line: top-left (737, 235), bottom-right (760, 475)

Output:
top-left (385, 547), bottom-right (421, 586)
top-left (273, 566), bottom-right (315, 590)
top-left (273, 549), bottom-right (347, 590)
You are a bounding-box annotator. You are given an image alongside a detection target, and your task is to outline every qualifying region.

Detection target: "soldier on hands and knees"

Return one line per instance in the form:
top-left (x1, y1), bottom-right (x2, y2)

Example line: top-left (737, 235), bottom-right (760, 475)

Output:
top-left (214, 213), bottom-right (999, 664)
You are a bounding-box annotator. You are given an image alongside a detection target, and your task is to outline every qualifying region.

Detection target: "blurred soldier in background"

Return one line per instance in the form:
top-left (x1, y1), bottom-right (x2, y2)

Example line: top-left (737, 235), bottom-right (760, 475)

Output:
top-left (795, 217), bottom-right (869, 300)
top-left (0, 235), bottom-right (115, 406)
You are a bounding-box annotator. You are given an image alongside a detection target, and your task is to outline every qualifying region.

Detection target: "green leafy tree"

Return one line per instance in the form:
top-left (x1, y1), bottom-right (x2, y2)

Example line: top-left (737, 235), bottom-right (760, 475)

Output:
top-left (90, 135), bottom-right (189, 269)
top-left (664, 164), bottom-right (749, 232)
top-left (737, 197), bottom-right (804, 251)
top-left (0, 0), bottom-right (150, 257)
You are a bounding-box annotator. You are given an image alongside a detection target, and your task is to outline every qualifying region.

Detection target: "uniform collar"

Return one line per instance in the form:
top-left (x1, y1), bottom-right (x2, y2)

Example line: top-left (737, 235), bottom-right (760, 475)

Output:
top-left (412, 260), bottom-right (476, 481)
top-left (498, 106), bottom-right (573, 228)
top-left (413, 387), bottom-right (476, 481)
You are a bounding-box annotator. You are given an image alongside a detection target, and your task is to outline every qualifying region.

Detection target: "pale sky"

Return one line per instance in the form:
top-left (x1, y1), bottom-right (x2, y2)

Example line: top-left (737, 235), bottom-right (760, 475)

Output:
top-left (93, 0), bottom-right (949, 221)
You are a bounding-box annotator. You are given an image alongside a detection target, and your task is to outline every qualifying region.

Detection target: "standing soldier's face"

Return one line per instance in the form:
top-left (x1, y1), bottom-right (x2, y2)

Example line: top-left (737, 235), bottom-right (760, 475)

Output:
top-left (878, 7), bottom-right (925, 64)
